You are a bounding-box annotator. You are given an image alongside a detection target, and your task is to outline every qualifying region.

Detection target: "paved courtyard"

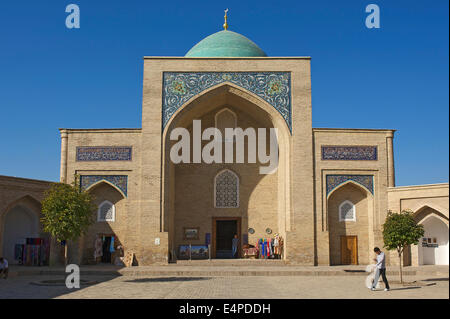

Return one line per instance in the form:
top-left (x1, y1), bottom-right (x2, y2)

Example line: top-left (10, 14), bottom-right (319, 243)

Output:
top-left (0, 274), bottom-right (447, 299)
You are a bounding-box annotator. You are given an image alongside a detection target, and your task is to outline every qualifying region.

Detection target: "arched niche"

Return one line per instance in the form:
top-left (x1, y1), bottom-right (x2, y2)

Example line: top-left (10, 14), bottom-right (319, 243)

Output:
top-left (327, 181), bottom-right (374, 265)
top-left (80, 181), bottom-right (126, 265)
top-left (410, 206), bottom-right (449, 266)
top-left (1, 195), bottom-right (42, 263)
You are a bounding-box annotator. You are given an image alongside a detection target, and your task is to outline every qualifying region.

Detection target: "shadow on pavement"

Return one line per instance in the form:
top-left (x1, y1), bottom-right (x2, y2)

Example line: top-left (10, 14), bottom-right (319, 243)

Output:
top-left (0, 275), bottom-right (118, 299)
top-left (422, 277), bottom-right (448, 282)
top-left (124, 277), bottom-right (212, 283)
top-left (389, 286), bottom-right (422, 291)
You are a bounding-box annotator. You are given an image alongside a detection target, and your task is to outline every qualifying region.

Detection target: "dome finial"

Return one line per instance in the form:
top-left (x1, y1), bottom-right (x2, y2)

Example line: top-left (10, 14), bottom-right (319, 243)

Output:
top-left (223, 8), bottom-right (229, 30)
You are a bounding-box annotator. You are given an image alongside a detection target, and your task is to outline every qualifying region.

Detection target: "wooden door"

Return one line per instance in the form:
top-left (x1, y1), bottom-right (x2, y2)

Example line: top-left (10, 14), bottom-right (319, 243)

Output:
top-left (341, 236), bottom-right (358, 265)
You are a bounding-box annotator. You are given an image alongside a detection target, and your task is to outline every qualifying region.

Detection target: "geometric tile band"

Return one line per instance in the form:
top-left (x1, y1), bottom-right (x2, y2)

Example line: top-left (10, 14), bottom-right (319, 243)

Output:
top-left (162, 72), bottom-right (292, 133)
top-left (76, 147), bottom-right (132, 161)
top-left (321, 146), bottom-right (377, 161)
top-left (80, 175), bottom-right (128, 197)
top-left (326, 175), bottom-right (374, 195)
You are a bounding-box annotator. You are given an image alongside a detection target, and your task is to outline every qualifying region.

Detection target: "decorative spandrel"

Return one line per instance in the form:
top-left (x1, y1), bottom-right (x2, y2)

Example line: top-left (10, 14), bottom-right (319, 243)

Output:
top-left (162, 72), bottom-right (292, 132)
top-left (326, 175), bottom-right (374, 195)
top-left (80, 175), bottom-right (128, 197)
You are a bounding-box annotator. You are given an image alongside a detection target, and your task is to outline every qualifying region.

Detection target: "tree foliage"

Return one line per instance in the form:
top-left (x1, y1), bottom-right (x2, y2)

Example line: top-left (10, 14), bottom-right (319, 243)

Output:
top-left (382, 209), bottom-right (424, 255)
top-left (41, 177), bottom-right (95, 243)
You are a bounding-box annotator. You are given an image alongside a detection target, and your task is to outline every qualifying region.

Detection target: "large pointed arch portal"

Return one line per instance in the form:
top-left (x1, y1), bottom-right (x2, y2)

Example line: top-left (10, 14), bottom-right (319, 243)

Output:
top-left (161, 82), bottom-right (292, 259)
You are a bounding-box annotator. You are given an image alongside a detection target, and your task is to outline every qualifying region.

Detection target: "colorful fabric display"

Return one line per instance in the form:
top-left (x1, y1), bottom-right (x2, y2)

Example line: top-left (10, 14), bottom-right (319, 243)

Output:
top-left (110, 236), bottom-right (115, 253)
top-left (21, 238), bottom-right (51, 266)
top-left (253, 236), bottom-right (284, 259)
top-left (264, 239), bottom-right (268, 258)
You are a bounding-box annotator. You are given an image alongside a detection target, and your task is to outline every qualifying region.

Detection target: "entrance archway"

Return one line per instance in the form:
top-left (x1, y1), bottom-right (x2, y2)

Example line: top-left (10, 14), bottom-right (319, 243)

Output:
top-left (80, 181), bottom-right (126, 265)
top-left (418, 215), bottom-right (449, 265)
top-left (327, 181), bottom-right (373, 265)
top-left (2, 204), bottom-right (39, 264)
top-left (161, 83), bottom-right (291, 260)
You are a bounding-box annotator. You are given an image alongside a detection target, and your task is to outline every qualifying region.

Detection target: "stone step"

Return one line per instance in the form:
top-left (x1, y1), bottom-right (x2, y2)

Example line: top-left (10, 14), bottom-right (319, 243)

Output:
top-left (8, 265), bottom-right (447, 278)
top-left (117, 269), bottom-right (419, 277)
top-left (7, 268), bottom-right (426, 278)
top-left (175, 259), bottom-right (286, 266)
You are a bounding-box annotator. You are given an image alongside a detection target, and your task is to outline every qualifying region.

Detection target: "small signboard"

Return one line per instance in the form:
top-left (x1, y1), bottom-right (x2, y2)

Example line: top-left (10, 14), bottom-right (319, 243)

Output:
top-left (123, 251), bottom-right (135, 267)
top-left (178, 245), bottom-right (209, 260)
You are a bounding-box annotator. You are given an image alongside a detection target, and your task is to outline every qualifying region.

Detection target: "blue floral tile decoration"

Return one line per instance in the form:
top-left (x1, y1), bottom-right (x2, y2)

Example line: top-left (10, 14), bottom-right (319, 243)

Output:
top-left (162, 72), bottom-right (292, 133)
top-left (326, 175), bottom-right (374, 195)
top-left (322, 146), bottom-right (377, 161)
top-left (76, 147), bottom-right (132, 161)
top-left (80, 175), bottom-right (128, 197)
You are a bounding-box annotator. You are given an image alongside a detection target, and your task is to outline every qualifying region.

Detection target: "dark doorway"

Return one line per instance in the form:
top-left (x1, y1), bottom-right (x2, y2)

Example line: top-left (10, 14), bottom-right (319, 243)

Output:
top-left (215, 220), bottom-right (237, 258)
top-left (101, 236), bottom-right (112, 263)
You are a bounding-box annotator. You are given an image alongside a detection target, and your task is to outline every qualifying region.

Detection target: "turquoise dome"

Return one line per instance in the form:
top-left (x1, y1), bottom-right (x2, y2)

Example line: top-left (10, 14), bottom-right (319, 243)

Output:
top-left (185, 30), bottom-right (267, 57)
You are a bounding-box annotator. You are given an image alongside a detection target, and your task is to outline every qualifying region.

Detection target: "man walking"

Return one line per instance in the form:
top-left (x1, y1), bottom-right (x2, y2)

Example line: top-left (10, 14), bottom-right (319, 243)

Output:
top-left (371, 247), bottom-right (390, 291)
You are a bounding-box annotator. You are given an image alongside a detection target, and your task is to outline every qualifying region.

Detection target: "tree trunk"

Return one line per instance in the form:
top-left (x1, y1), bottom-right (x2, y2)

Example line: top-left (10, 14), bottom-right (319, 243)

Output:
top-left (64, 242), bottom-right (68, 267)
top-left (398, 251), bottom-right (403, 284)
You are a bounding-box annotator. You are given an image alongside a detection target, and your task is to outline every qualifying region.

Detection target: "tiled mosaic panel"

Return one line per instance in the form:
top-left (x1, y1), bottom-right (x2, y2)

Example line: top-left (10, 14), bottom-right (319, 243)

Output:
top-left (215, 170), bottom-right (238, 208)
top-left (326, 175), bottom-right (374, 195)
top-left (76, 147), bottom-right (132, 161)
top-left (80, 175), bottom-right (128, 197)
top-left (162, 72), bottom-right (292, 132)
top-left (321, 146), bottom-right (377, 161)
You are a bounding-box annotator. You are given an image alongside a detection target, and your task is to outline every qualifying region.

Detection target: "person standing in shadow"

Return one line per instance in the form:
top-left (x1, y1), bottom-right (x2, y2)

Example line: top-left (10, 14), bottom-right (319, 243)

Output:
top-left (232, 234), bottom-right (239, 259)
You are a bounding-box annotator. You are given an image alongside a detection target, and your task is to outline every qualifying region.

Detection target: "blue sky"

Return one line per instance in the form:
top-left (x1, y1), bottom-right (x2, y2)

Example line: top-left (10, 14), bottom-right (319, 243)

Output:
top-left (0, 0), bottom-right (448, 186)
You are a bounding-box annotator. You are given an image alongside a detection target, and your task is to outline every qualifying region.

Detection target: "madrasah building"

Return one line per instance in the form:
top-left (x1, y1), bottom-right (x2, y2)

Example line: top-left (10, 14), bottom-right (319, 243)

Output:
top-left (0, 14), bottom-right (448, 267)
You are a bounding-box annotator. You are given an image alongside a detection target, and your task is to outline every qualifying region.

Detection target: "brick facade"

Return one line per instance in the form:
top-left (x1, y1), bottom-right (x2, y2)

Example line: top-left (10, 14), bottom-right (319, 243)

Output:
top-left (0, 57), bottom-right (447, 267)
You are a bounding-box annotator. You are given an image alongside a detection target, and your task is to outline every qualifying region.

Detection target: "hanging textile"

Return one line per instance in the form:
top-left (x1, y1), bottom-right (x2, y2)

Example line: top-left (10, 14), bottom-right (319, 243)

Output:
top-left (110, 236), bottom-right (115, 253)
top-left (21, 238), bottom-right (50, 266)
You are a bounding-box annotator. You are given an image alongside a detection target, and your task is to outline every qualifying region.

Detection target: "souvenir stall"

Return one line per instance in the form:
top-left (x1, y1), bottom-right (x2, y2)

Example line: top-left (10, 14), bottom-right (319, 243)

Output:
top-left (14, 238), bottom-right (51, 266)
top-left (93, 234), bottom-right (122, 264)
top-left (242, 234), bottom-right (284, 259)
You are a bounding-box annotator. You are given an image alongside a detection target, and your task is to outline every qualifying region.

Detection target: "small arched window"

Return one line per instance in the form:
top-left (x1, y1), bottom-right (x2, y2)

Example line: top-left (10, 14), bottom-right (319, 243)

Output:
top-left (339, 200), bottom-right (356, 222)
top-left (215, 169), bottom-right (239, 208)
top-left (98, 200), bottom-right (115, 222)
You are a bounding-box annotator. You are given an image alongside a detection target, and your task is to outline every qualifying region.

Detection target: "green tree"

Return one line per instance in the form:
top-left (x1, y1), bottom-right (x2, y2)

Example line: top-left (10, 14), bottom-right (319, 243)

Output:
top-left (382, 209), bottom-right (424, 283)
top-left (41, 177), bottom-right (95, 265)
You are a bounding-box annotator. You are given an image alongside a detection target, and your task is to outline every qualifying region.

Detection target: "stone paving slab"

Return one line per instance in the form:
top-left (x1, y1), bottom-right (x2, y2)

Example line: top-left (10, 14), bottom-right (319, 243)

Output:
top-left (0, 274), bottom-right (447, 299)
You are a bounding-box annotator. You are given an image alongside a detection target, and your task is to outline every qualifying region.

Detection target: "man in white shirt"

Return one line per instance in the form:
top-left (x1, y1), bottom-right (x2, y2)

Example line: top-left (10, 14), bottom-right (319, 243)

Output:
top-left (0, 257), bottom-right (8, 279)
top-left (371, 247), bottom-right (390, 291)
